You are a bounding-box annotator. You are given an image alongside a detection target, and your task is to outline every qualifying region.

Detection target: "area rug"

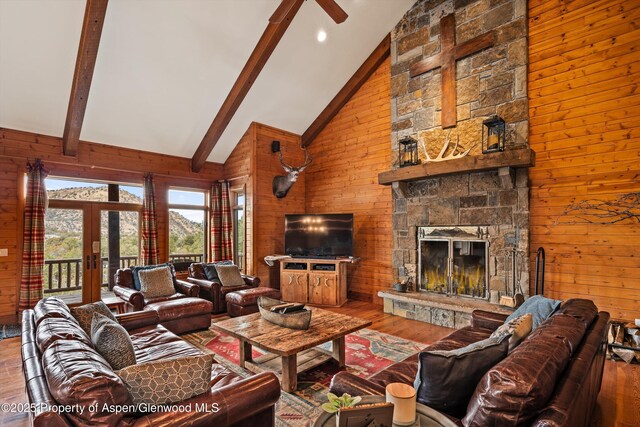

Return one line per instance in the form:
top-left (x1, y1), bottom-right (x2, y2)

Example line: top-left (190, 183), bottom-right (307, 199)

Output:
top-left (182, 324), bottom-right (424, 426)
top-left (0, 324), bottom-right (21, 340)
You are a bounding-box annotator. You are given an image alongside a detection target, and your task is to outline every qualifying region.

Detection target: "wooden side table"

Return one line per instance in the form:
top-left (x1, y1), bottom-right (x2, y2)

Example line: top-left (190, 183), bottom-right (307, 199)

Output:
top-left (175, 271), bottom-right (189, 281)
top-left (102, 296), bottom-right (126, 314)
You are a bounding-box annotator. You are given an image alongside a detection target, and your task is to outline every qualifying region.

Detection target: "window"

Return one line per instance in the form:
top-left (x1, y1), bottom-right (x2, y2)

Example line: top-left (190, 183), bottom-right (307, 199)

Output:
top-left (231, 189), bottom-right (245, 271)
top-left (168, 189), bottom-right (207, 265)
top-left (40, 177), bottom-right (143, 303)
top-left (45, 177), bottom-right (143, 203)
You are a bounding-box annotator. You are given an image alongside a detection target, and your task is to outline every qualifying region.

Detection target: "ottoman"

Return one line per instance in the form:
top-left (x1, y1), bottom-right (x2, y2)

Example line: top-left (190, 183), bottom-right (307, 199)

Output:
top-left (226, 287), bottom-right (282, 317)
top-left (144, 297), bottom-right (212, 334)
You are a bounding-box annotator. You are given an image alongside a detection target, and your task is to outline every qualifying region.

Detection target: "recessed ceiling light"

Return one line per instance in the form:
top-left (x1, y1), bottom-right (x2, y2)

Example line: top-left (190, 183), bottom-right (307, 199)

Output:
top-left (317, 29), bottom-right (327, 42)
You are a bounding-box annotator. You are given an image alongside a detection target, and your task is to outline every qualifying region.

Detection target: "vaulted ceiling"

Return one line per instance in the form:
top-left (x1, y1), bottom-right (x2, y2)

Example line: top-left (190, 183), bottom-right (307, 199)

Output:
top-left (0, 0), bottom-right (414, 164)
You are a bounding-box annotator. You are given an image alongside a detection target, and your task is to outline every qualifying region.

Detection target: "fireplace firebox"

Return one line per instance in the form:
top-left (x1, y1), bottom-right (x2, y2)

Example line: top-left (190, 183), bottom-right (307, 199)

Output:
top-left (418, 227), bottom-right (489, 299)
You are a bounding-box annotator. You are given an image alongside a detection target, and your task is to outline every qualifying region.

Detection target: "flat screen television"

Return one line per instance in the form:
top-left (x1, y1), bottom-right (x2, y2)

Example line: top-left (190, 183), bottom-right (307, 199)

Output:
top-left (284, 214), bottom-right (353, 258)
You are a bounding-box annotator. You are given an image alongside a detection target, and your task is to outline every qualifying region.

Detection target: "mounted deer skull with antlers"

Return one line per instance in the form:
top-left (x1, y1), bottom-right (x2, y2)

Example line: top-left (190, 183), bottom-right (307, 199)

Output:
top-left (272, 146), bottom-right (312, 198)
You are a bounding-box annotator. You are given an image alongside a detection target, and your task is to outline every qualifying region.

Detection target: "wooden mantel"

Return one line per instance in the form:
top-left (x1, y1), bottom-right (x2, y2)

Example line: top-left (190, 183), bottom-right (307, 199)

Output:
top-left (378, 147), bottom-right (535, 185)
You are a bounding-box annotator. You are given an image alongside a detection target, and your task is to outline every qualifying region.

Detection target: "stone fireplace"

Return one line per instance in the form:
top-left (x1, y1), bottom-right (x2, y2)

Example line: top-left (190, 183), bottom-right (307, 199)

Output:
top-left (389, 169), bottom-right (530, 304)
top-left (380, 0), bottom-right (531, 328)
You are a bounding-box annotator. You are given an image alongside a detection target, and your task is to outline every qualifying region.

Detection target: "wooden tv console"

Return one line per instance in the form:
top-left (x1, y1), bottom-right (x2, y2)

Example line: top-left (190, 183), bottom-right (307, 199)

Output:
top-left (279, 257), bottom-right (351, 307)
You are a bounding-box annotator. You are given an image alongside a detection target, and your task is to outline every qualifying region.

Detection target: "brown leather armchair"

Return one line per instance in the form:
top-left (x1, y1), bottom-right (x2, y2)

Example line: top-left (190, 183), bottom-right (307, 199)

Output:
top-left (188, 262), bottom-right (260, 314)
top-left (113, 264), bottom-right (213, 334)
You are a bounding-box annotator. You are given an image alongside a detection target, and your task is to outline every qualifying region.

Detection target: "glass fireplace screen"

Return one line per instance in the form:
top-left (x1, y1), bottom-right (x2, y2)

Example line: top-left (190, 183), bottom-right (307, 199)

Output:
top-left (419, 239), bottom-right (488, 298)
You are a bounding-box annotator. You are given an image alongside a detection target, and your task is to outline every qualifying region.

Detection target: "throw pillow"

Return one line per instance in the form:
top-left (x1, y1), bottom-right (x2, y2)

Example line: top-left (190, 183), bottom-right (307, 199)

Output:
top-left (132, 263), bottom-right (172, 290)
top-left (137, 265), bottom-right (176, 298)
top-left (505, 295), bottom-right (562, 330)
top-left (91, 313), bottom-right (136, 370)
top-left (203, 260), bottom-right (233, 281)
top-left (116, 354), bottom-right (213, 405)
top-left (214, 264), bottom-right (245, 287)
top-left (71, 301), bottom-right (117, 335)
top-left (490, 313), bottom-right (533, 352)
top-left (413, 335), bottom-right (509, 418)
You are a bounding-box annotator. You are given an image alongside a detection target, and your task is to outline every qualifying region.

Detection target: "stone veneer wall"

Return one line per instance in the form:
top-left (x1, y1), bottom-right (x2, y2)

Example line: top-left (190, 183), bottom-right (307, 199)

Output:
top-left (389, 0), bottom-right (530, 298)
top-left (390, 0), bottom-right (528, 161)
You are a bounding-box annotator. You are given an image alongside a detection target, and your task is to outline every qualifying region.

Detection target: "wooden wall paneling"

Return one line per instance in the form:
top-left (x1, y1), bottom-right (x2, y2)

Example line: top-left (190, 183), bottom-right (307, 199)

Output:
top-left (253, 123), bottom-right (305, 286)
top-left (223, 126), bottom-right (255, 273)
top-left (0, 159), bottom-right (20, 322)
top-left (528, 0), bottom-right (640, 321)
top-left (0, 128), bottom-right (224, 181)
top-left (301, 34), bottom-right (391, 146)
top-left (305, 58), bottom-right (393, 305)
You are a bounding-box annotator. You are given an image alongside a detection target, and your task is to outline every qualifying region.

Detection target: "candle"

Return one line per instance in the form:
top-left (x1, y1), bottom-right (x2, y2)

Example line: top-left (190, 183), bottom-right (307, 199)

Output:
top-left (488, 132), bottom-right (499, 149)
top-left (385, 383), bottom-right (416, 426)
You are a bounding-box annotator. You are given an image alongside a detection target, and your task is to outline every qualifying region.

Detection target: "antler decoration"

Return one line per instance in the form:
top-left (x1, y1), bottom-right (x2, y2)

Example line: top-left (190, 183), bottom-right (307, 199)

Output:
top-left (424, 131), bottom-right (472, 163)
top-left (277, 147), bottom-right (312, 172)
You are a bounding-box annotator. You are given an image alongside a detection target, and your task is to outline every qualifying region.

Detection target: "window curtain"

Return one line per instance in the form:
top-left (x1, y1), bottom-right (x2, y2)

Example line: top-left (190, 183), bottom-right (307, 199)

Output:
top-left (19, 159), bottom-right (48, 312)
top-left (141, 173), bottom-right (159, 265)
top-left (210, 181), bottom-right (233, 262)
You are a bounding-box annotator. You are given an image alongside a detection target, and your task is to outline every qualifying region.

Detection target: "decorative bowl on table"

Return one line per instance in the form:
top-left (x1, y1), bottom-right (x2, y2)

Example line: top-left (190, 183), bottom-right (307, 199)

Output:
top-left (258, 296), bottom-right (312, 330)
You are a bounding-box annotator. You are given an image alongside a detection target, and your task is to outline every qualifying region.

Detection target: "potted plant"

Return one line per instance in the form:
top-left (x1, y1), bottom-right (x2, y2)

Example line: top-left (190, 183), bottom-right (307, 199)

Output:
top-left (321, 392), bottom-right (362, 425)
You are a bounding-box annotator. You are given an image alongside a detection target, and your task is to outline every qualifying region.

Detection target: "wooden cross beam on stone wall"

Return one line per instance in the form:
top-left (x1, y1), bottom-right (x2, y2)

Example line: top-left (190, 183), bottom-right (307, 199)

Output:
top-left (410, 14), bottom-right (494, 128)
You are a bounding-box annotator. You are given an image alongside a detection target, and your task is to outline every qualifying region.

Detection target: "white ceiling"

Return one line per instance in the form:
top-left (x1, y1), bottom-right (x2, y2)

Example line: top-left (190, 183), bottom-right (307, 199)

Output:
top-left (0, 0), bottom-right (414, 163)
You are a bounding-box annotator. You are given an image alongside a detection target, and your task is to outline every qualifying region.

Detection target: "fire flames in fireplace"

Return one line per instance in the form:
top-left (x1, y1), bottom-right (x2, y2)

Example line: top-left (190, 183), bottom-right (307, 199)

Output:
top-left (452, 262), bottom-right (485, 297)
top-left (418, 227), bottom-right (489, 299)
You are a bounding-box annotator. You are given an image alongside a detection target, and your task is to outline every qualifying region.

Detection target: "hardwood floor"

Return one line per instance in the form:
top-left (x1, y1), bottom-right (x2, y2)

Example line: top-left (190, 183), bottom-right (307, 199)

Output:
top-left (1, 300), bottom-right (637, 426)
top-left (0, 335), bottom-right (28, 427)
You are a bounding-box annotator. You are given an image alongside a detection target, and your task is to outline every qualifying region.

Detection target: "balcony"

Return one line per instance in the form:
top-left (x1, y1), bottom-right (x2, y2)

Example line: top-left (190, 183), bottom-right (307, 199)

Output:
top-left (43, 253), bottom-right (204, 303)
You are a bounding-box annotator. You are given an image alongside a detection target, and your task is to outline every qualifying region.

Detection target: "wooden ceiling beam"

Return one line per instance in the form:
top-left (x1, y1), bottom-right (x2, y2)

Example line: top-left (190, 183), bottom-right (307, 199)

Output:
top-left (301, 34), bottom-right (390, 147)
top-left (315, 0), bottom-right (348, 24)
top-left (191, 0), bottom-right (304, 172)
top-left (62, 0), bottom-right (109, 157)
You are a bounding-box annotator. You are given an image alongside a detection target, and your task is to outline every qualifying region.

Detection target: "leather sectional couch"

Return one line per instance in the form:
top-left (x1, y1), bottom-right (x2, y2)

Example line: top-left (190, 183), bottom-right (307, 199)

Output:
top-left (330, 298), bottom-right (609, 427)
top-left (21, 297), bottom-right (281, 427)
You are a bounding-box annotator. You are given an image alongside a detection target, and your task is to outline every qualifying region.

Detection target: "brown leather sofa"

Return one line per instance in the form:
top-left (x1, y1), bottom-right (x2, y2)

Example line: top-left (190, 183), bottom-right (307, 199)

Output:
top-left (113, 266), bottom-right (212, 334)
top-left (22, 297), bottom-right (281, 427)
top-left (330, 299), bottom-right (610, 427)
top-left (187, 262), bottom-right (260, 314)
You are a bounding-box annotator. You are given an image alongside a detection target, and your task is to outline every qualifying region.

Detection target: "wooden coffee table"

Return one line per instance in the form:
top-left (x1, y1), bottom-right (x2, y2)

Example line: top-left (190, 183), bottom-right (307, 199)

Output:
top-left (211, 307), bottom-right (371, 392)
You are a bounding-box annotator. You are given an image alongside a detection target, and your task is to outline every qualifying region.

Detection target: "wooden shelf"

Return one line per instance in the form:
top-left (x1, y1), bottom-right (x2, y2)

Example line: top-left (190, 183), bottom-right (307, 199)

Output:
top-left (378, 147), bottom-right (535, 185)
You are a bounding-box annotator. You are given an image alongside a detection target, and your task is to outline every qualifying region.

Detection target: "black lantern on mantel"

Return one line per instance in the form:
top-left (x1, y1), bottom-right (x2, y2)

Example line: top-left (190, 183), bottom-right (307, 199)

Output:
top-left (398, 136), bottom-right (420, 167)
top-left (482, 116), bottom-right (506, 154)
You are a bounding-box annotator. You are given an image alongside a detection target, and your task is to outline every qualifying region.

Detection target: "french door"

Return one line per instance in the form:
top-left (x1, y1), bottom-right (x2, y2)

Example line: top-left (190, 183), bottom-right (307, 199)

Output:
top-left (44, 200), bottom-right (140, 305)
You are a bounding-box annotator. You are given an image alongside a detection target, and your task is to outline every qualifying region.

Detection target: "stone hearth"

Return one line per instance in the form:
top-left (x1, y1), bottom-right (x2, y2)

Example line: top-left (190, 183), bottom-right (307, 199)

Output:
top-left (380, 290), bottom-right (513, 329)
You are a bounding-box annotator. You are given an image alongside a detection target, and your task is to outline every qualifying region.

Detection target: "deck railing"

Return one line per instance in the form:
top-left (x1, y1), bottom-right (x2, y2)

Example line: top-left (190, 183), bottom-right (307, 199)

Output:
top-left (43, 253), bottom-right (204, 294)
top-left (168, 253), bottom-right (204, 263)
